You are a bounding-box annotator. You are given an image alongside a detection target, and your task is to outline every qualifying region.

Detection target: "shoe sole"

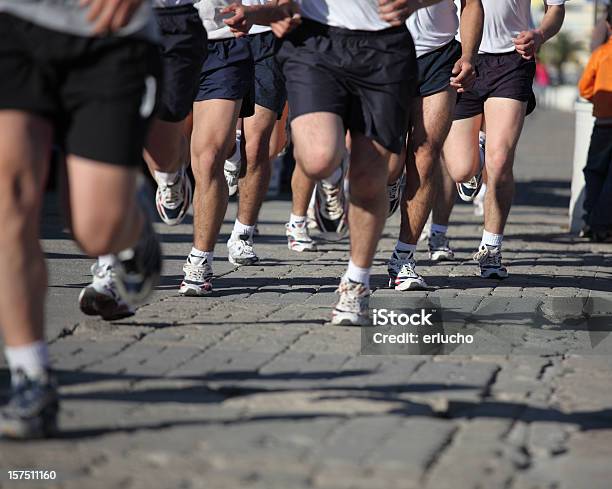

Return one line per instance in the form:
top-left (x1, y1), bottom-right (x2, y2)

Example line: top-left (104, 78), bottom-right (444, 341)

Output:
top-left (156, 176), bottom-right (193, 227)
top-left (228, 255), bottom-right (260, 266)
top-left (480, 271), bottom-right (509, 279)
top-left (179, 286), bottom-right (212, 297)
top-left (287, 242), bottom-right (318, 252)
top-left (78, 288), bottom-right (135, 321)
top-left (331, 314), bottom-right (370, 327)
top-left (430, 252), bottom-right (455, 262)
top-left (394, 280), bottom-right (429, 292)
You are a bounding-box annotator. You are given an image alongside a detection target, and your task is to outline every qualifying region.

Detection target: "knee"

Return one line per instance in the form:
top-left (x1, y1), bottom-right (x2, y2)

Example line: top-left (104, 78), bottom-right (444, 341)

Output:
top-left (294, 145), bottom-right (343, 180)
top-left (191, 142), bottom-right (227, 180)
top-left (486, 150), bottom-right (514, 184)
top-left (414, 142), bottom-right (442, 181)
top-left (0, 170), bottom-right (40, 237)
top-left (245, 136), bottom-right (272, 168)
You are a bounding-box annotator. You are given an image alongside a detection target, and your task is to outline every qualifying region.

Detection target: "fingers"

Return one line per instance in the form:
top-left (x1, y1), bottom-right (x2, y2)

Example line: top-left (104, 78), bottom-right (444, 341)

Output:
top-left (82, 0), bottom-right (141, 35)
top-left (378, 0), bottom-right (412, 25)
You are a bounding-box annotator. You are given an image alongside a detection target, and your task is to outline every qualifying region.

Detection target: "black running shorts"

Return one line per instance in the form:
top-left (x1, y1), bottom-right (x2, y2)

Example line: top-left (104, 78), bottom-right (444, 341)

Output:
top-left (416, 40), bottom-right (461, 97)
top-left (454, 51), bottom-right (537, 120)
top-left (278, 19), bottom-right (417, 154)
top-left (0, 13), bottom-right (162, 167)
top-left (248, 31), bottom-right (287, 119)
top-left (155, 5), bottom-right (208, 122)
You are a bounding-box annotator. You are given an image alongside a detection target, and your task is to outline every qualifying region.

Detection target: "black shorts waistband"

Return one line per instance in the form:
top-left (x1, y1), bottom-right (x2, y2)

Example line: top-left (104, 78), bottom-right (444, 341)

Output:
top-left (300, 18), bottom-right (409, 37)
top-left (153, 4), bottom-right (197, 15)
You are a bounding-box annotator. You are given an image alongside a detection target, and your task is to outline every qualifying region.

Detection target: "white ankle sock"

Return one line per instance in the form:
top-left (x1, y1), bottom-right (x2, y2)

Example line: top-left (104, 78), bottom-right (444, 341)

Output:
top-left (5, 341), bottom-right (49, 386)
top-left (481, 230), bottom-right (503, 248)
top-left (344, 259), bottom-right (371, 288)
top-left (97, 254), bottom-right (115, 269)
top-left (430, 223), bottom-right (448, 236)
top-left (323, 167), bottom-right (342, 186)
top-left (289, 213), bottom-right (307, 227)
top-left (154, 171), bottom-right (179, 186)
top-left (395, 240), bottom-right (416, 255)
top-left (232, 219), bottom-right (254, 239)
top-left (189, 247), bottom-right (212, 266)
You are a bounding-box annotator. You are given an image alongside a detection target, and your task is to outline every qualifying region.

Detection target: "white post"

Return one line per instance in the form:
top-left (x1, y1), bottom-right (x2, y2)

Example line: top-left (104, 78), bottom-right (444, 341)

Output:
top-left (569, 99), bottom-right (596, 233)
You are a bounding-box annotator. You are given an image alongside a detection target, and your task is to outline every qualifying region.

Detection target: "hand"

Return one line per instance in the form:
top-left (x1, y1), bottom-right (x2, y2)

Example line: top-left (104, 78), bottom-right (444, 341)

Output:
top-left (271, 0), bottom-right (301, 38)
top-left (378, 0), bottom-right (415, 27)
top-left (513, 29), bottom-right (545, 60)
top-left (222, 3), bottom-right (252, 38)
top-left (450, 55), bottom-right (476, 93)
top-left (80, 0), bottom-right (143, 35)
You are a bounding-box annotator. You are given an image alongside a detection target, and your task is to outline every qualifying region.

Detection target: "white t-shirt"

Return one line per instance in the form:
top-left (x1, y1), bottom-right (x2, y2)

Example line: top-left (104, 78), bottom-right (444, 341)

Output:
top-left (243, 0), bottom-right (272, 35)
top-left (154, 0), bottom-right (194, 7)
top-left (479, 0), bottom-right (566, 54)
top-left (407, 0), bottom-right (458, 58)
top-left (195, 0), bottom-right (234, 40)
top-left (297, 0), bottom-right (392, 31)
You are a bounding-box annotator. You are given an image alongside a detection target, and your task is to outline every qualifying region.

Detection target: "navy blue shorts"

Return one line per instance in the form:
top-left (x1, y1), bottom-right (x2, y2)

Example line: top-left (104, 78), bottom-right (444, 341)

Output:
top-left (155, 5), bottom-right (207, 122)
top-left (416, 40), bottom-right (461, 97)
top-left (278, 19), bottom-right (417, 154)
top-left (454, 51), bottom-right (536, 120)
top-left (196, 37), bottom-right (255, 118)
top-left (248, 31), bottom-right (287, 118)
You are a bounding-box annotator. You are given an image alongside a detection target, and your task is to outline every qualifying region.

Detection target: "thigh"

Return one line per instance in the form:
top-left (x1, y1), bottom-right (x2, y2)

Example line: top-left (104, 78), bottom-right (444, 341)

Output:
top-left (443, 115), bottom-right (482, 180)
top-left (349, 132), bottom-right (390, 182)
top-left (291, 112), bottom-right (346, 173)
top-left (66, 155), bottom-right (138, 228)
top-left (483, 97), bottom-right (527, 171)
top-left (0, 111), bottom-right (53, 200)
top-left (191, 98), bottom-right (243, 161)
top-left (243, 104), bottom-right (277, 148)
top-left (411, 88), bottom-right (457, 154)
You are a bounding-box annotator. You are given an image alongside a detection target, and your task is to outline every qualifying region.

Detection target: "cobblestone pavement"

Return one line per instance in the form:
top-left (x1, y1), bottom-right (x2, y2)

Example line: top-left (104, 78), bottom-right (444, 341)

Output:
top-left (2, 110), bottom-right (612, 489)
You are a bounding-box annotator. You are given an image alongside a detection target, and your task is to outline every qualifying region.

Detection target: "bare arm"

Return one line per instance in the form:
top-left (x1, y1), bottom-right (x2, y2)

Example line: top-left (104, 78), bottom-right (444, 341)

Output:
top-left (378, 0), bottom-right (445, 27)
top-left (514, 2), bottom-right (565, 59)
top-left (223, 0), bottom-right (301, 38)
top-left (450, 0), bottom-right (483, 92)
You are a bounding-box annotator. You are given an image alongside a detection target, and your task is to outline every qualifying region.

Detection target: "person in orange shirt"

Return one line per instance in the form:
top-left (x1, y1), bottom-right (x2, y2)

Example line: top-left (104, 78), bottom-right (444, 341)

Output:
top-left (578, 5), bottom-right (612, 242)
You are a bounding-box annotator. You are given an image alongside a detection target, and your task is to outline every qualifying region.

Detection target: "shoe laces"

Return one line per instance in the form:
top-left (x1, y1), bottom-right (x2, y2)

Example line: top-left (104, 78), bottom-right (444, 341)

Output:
top-left (473, 245), bottom-right (502, 266)
top-left (335, 280), bottom-right (369, 312)
top-left (231, 233), bottom-right (256, 255)
top-left (159, 179), bottom-right (184, 207)
top-left (388, 179), bottom-right (402, 200)
top-left (321, 182), bottom-right (345, 220)
top-left (288, 223), bottom-right (312, 242)
top-left (183, 261), bottom-right (212, 283)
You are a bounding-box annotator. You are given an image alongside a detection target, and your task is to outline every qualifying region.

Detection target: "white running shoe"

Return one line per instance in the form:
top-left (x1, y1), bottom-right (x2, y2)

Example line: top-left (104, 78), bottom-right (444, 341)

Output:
top-left (387, 174), bottom-right (404, 218)
top-left (314, 179), bottom-right (347, 237)
top-left (387, 251), bottom-right (428, 291)
top-left (79, 262), bottom-right (135, 321)
top-left (428, 232), bottom-right (455, 262)
top-left (179, 256), bottom-right (214, 296)
top-left (331, 278), bottom-right (371, 326)
top-left (155, 167), bottom-right (193, 226)
top-left (473, 245), bottom-right (508, 279)
top-left (227, 233), bottom-right (259, 266)
top-left (224, 131), bottom-right (242, 197)
top-left (286, 222), bottom-right (317, 252)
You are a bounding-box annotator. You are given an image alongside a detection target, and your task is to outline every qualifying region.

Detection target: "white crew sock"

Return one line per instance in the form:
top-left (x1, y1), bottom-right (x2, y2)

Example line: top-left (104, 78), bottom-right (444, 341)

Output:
top-left (232, 219), bottom-right (254, 239)
top-left (289, 213), bottom-right (307, 227)
top-left (481, 230), bottom-right (503, 248)
top-left (97, 254), bottom-right (116, 269)
top-left (430, 223), bottom-right (448, 236)
top-left (395, 240), bottom-right (417, 255)
top-left (5, 341), bottom-right (49, 386)
top-left (322, 166), bottom-right (343, 186)
top-left (344, 259), bottom-right (371, 288)
top-left (189, 247), bottom-right (213, 266)
top-left (154, 170), bottom-right (179, 186)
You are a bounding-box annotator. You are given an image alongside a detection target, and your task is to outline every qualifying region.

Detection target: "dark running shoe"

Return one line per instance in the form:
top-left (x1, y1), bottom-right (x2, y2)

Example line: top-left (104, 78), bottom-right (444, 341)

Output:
top-left (0, 369), bottom-right (59, 440)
